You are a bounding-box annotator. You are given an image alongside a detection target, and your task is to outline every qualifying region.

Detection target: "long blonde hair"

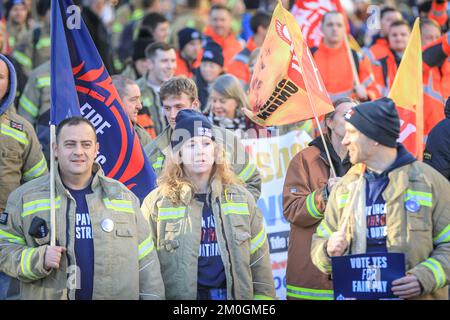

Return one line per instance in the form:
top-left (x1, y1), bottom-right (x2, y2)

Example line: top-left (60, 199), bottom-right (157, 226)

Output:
top-left (157, 141), bottom-right (243, 203)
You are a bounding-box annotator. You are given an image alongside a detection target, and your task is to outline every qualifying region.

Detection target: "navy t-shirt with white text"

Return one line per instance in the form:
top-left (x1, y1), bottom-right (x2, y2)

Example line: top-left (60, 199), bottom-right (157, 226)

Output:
top-left (196, 194), bottom-right (226, 289)
top-left (67, 185), bottom-right (94, 300)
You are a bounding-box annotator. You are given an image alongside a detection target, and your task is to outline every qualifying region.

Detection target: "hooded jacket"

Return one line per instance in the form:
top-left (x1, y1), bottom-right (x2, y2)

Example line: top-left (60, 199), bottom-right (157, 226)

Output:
top-left (311, 145), bottom-right (450, 300)
top-left (283, 136), bottom-right (351, 299)
top-left (0, 54), bottom-right (48, 212)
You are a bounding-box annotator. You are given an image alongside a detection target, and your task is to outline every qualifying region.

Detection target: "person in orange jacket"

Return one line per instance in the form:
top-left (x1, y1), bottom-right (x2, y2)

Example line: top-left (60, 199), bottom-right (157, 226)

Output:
top-left (362, 7), bottom-right (402, 68)
top-left (374, 20), bottom-right (449, 137)
top-left (427, 0), bottom-right (448, 29)
top-left (203, 4), bottom-right (243, 68)
top-left (312, 11), bottom-right (379, 103)
top-left (175, 27), bottom-right (203, 78)
top-left (227, 10), bottom-right (271, 86)
top-left (372, 20), bottom-right (411, 97)
top-left (421, 19), bottom-right (448, 137)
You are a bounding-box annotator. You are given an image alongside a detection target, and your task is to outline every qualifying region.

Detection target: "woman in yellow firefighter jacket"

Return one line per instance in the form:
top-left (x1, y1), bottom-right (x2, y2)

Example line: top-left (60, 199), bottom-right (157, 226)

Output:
top-left (141, 109), bottom-right (276, 300)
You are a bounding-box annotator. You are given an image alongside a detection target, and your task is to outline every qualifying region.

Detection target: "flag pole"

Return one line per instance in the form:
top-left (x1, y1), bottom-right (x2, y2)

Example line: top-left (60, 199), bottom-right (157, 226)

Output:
top-left (344, 35), bottom-right (361, 87)
top-left (306, 93), bottom-right (337, 179)
top-left (50, 124), bottom-right (56, 246)
top-left (279, 0), bottom-right (338, 178)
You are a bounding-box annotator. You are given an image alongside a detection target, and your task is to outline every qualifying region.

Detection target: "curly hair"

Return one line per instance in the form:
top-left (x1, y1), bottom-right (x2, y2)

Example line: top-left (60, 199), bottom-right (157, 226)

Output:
top-left (157, 142), bottom-right (243, 203)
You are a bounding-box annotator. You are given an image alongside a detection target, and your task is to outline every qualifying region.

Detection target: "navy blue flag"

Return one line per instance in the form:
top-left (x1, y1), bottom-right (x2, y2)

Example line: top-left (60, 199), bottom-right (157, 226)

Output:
top-left (50, 0), bottom-right (156, 201)
top-left (332, 252), bottom-right (405, 300)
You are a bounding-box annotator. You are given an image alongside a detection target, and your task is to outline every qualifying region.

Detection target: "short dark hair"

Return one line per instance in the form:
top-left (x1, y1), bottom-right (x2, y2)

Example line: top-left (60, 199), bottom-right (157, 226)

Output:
top-left (389, 19), bottom-right (410, 31)
top-left (56, 117), bottom-right (97, 143)
top-left (145, 41), bottom-right (175, 60)
top-left (138, 12), bottom-right (168, 38)
top-left (210, 4), bottom-right (230, 14)
top-left (250, 11), bottom-right (272, 34)
top-left (380, 6), bottom-right (400, 20)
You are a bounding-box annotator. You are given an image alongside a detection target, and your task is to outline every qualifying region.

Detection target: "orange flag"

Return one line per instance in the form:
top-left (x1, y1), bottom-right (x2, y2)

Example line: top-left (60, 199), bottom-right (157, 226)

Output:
top-left (291, 0), bottom-right (350, 48)
top-left (388, 18), bottom-right (424, 159)
top-left (244, 1), bottom-right (334, 127)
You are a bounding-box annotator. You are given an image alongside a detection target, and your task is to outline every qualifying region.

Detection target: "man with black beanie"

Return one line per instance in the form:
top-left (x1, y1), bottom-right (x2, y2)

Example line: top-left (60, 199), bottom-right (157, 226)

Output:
top-left (193, 41), bottom-right (225, 110)
top-left (175, 27), bottom-right (203, 78)
top-left (311, 97), bottom-right (450, 300)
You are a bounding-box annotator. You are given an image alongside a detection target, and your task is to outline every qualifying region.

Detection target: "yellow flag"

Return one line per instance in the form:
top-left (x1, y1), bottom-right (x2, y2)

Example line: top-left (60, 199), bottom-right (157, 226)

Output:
top-left (244, 1), bottom-right (334, 127)
top-left (388, 18), bottom-right (424, 159)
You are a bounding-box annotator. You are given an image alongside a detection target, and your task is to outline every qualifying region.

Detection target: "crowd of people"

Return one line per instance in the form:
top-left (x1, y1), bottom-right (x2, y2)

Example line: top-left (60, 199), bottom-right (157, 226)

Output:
top-left (0, 0), bottom-right (449, 300)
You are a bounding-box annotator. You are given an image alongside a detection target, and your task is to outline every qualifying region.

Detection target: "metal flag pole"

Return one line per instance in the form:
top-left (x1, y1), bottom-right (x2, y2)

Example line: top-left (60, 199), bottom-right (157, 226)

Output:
top-left (50, 124), bottom-right (56, 246)
top-left (344, 35), bottom-right (361, 87)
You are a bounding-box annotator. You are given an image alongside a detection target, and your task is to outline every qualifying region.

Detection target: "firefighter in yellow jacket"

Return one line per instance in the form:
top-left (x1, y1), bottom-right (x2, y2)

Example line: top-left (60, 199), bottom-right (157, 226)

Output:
top-left (0, 54), bottom-right (47, 213)
top-left (0, 117), bottom-right (165, 300)
top-left (311, 98), bottom-right (450, 300)
top-left (0, 53), bottom-right (48, 299)
top-left (141, 109), bottom-right (275, 300)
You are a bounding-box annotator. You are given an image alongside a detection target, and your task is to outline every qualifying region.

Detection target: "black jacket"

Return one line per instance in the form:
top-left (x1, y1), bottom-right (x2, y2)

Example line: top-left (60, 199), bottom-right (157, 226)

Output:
top-left (82, 6), bottom-right (113, 73)
top-left (424, 99), bottom-right (450, 180)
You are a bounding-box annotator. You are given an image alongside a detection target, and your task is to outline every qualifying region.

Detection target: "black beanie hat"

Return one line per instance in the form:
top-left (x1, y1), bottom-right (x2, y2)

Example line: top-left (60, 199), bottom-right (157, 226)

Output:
top-left (133, 37), bottom-right (153, 61)
top-left (201, 42), bottom-right (224, 67)
top-left (344, 97), bottom-right (400, 147)
top-left (171, 109), bottom-right (215, 151)
top-left (36, 0), bottom-right (50, 17)
top-left (178, 27), bottom-right (202, 51)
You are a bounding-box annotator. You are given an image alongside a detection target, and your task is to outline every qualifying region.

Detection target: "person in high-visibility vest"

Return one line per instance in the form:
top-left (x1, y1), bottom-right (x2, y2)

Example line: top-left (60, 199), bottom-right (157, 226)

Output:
top-left (312, 11), bottom-right (379, 102)
top-left (0, 116), bottom-right (165, 300)
top-left (312, 97), bottom-right (450, 300)
top-left (141, 109), bottom-right (275, 300)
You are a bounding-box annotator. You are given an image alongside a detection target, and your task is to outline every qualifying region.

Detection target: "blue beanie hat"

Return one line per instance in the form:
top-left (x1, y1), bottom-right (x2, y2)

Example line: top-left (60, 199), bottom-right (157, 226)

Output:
top-left (344, 97), bottom-right (400, 147)
top-left (178, 27), bottom-right (202, 51)
top-left (201, 42), bottom-right (224, 67)
top-left (171, 109), bottom-right (215, 151)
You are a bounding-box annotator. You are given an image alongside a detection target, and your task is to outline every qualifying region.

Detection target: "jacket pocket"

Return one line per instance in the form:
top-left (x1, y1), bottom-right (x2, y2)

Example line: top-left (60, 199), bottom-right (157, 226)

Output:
top-left (406, 209), bottom-right (432, 231)
top-left (234, 229), bottom-right (251, 246)
top-left (115, 225), bottom-right (135, 237)
top-left (229, 217), bottom-right (251, 246)
top-left (160, 220), bottom-right (183, 252)
top-left (1, 150), bottom-right (20, 160)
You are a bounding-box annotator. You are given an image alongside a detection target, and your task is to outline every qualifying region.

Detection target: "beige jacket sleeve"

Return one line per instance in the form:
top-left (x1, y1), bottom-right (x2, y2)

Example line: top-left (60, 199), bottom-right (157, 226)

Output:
top-left (246, 189), bottom-right (276, 299)
top-left (310, 183), bottom-right (344, 275)
top-left (18, 71), bottom-right (40, 124)
top-left (21, 120), bottom-right (48, 182)
top-left (0, 189), bottom-right (52, 282)
top-left (407, 171), bottom-right (450, 295)
top-left (133, 193), bottom-right (165, 300)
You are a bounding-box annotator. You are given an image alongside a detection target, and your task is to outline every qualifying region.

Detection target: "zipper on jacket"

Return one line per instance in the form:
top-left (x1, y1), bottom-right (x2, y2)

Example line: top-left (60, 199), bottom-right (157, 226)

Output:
top-left (215, 198), bottom-right (235, 299)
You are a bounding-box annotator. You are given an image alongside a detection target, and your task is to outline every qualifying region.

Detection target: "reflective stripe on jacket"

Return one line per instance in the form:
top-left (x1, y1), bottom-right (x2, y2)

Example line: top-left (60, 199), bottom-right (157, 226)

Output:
top-left (311, 161), bottom-right (450, 300)
top-left (141, 179), bottom-right (275, 300)
top-left (0, 108), bottom-right (48, 212)
top-left (0, 164), bottom-right (165, 300)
